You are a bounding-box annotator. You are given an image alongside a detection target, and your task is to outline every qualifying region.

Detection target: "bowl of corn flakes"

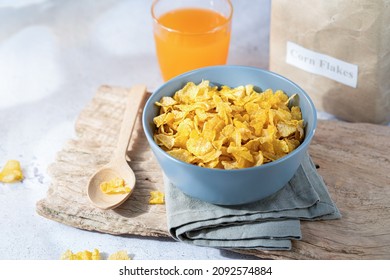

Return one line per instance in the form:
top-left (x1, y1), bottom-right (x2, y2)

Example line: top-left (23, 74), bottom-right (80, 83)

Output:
top-left (142, 65), bottom-right (317, 205)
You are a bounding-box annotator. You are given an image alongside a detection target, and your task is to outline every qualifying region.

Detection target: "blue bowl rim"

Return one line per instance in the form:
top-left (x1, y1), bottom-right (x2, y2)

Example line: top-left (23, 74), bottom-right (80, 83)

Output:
top-left (142, 65), bottom-right (317, 174)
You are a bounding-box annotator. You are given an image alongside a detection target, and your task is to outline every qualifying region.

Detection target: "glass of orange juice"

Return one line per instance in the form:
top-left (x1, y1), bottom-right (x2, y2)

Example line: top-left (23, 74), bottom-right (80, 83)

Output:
top-left (151, 0), bottom-right (233, 81)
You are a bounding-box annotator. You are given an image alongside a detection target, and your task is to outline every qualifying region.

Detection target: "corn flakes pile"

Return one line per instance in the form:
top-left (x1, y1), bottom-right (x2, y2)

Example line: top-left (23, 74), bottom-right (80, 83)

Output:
top-left (60, 249), bottom-right (131, 260)
top-left (0, 160), bottom-right (23, 183)
top-left (153, 80), bottom-right (304, 169)
top-left (100, 178), bottom-right (131, 195)
top-left (149, 191), bottom-right (165, 204)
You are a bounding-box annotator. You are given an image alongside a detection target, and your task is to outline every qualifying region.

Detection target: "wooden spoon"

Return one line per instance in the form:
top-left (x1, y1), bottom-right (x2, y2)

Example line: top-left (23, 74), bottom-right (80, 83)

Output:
top-left (87, 85), bottom-right (147, 210)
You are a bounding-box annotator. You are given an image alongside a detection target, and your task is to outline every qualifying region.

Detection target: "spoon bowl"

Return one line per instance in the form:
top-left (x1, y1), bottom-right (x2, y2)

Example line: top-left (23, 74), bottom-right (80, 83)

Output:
top-left (87, 163), bottom-right (135, 210)
top-left (87, 85), bottom-right (147, 210)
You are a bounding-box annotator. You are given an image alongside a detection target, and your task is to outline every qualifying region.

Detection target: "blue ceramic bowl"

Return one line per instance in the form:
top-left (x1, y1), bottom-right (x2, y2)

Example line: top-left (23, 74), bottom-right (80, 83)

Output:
top-left (142, 66), bottom-right (317, 205)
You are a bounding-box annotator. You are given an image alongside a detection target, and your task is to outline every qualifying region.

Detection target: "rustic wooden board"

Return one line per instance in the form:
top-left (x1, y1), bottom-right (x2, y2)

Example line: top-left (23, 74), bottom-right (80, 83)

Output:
top-left (36, 85), bottom-right (390, 259)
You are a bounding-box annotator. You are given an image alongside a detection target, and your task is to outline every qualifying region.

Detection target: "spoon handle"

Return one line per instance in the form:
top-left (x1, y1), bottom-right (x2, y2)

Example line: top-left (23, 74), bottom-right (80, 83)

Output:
top-left (114, 85), bottom-right (147, 161)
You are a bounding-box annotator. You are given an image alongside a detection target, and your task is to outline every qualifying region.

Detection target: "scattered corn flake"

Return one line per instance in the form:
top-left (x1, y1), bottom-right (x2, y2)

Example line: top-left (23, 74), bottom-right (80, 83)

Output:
top-left (60, 249), bottom-right (131, 260)
top-left (149, 191), bottom-right (165, 205)
top-left (153, 80), bottom-right (305, 169)
top-left (100, 177), bottom-right (131, 195)
top-left (108, 250), bottom-right (131, 260)
top-left (61, 249), bottom-right (101, 260)
top-left (91, 248), bottom-right (100, 260)
top-left (0, 160), bottom-right (23, 183)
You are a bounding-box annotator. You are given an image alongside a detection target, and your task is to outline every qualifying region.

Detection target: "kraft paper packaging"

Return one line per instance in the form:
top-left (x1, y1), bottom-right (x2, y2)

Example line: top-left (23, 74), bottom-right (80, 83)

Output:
top-left (269, 0), bottom-right (390, 124)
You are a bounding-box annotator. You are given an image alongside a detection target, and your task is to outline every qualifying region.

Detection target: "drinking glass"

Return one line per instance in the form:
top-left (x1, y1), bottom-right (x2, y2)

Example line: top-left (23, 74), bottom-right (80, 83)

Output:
top-left (151, 0), bottom-right (233, 81)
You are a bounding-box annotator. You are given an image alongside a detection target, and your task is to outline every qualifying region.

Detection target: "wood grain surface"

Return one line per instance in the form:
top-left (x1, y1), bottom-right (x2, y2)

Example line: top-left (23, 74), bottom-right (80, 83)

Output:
top-left (36, 85), bottom-right (390, 259)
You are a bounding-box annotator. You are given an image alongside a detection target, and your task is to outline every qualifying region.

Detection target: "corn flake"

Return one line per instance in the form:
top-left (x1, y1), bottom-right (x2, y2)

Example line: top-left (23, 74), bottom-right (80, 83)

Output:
top-left (0, 160), bottom-right (23, 183)
top-left (108, 250), bottom-right (131, 260)
top-left (149, 191), bottom-right (165, 204)
top-left (153, 81), bottom-right (305, 169)
top-left (100, 178), bottom-right (131, 195)
top-left (60, 249), bottom-right (131, 260)
top-left (61, 249), bottom-right (100, 260)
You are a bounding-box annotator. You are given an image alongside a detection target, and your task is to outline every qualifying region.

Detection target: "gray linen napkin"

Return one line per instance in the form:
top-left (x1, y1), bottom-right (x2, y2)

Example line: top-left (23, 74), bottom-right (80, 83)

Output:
top-left (165, 154), bottom-right (341, 250)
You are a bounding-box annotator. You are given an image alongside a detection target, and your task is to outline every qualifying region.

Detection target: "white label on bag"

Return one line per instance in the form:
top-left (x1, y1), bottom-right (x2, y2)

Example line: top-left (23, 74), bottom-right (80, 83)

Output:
top-left (286, 41), bottom-right (358, 88)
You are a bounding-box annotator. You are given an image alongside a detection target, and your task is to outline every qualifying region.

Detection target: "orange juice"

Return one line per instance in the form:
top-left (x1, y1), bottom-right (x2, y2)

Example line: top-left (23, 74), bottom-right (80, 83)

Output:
top-left (153, 8), bottom-right (231, 81)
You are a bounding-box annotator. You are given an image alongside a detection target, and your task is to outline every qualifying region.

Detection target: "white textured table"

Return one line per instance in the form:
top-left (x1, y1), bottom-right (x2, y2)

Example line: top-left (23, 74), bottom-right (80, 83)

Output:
top-left (0, 0), bottom-right (272, 260)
